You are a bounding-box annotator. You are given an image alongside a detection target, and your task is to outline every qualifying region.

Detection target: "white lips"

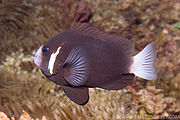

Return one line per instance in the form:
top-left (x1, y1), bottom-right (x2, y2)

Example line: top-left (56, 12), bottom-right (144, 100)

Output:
top-left (34, 46), bottom-right (43, 68)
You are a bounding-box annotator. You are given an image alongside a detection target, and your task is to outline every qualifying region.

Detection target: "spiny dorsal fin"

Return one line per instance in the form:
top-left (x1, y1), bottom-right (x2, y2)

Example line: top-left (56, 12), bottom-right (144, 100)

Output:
top-left (69, 23), bottom-right (134, 55)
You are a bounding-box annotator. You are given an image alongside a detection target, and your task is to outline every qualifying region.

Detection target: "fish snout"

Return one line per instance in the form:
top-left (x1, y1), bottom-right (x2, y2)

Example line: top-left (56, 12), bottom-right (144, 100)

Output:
top-left (34, 46), bottom-right (43, 68)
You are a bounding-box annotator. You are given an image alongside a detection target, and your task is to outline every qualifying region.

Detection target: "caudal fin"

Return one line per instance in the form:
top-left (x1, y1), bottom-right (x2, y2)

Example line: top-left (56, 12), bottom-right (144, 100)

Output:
top-left (130, 42), bottom-right (157, 80)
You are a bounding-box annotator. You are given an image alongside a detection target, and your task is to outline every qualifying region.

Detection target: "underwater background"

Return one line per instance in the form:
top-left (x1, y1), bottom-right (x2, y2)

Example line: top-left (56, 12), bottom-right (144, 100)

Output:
top-left (0, 0), bottom-right (180, 119)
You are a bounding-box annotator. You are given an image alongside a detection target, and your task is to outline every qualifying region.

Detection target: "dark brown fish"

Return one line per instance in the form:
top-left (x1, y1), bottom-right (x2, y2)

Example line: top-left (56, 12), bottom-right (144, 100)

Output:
top-left (34, 23), bottom-right (157, 105)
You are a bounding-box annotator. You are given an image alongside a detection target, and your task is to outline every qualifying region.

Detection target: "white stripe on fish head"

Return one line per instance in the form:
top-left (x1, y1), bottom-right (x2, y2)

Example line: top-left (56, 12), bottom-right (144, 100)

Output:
top-left (34, 45), bottom-right (43, 68)
top-left (48, 47), bottom-right (61, 74)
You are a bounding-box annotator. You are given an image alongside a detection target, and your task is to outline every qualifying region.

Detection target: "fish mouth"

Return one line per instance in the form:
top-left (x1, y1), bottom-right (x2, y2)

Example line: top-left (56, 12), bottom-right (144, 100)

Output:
top-left (42, 70), bottom-right (51, 77)
top-left (42, 70), bottom-right (57, 77)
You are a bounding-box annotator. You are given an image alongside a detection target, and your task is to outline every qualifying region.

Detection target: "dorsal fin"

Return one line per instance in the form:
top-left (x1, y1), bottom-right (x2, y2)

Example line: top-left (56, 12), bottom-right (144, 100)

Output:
top-left (69, 23), bottom-right (134, 55)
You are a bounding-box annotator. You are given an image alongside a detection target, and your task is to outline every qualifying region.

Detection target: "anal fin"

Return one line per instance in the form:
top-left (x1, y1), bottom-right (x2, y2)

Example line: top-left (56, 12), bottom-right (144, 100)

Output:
top-left (62, 86), bottom-right (89, 105)
top-left (99, 74), bottom-right (134, 90)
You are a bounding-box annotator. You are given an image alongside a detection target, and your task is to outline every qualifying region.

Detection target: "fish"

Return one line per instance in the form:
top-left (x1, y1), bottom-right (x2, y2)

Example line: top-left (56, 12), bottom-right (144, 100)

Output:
top-left (34, 23), bottom-right (157, 105)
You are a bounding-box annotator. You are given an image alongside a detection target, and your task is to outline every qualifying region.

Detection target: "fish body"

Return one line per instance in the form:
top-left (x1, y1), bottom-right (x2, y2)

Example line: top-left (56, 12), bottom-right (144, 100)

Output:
top-left (34, 23), bottom-right (157, 105)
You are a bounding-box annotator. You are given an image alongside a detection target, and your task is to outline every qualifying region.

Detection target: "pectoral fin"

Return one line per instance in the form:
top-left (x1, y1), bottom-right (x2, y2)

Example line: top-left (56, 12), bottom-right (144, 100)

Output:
top-left (99, 74), bottom-right (134, 90)
top-left (64, 47), bottom-right (89, 87)
top-left (62, 86), bottom-right (89, 105)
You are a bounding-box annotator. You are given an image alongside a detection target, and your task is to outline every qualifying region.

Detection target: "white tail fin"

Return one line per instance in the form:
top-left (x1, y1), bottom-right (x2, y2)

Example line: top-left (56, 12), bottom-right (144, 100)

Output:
top-left (130, 43), bottom-right (157, 80)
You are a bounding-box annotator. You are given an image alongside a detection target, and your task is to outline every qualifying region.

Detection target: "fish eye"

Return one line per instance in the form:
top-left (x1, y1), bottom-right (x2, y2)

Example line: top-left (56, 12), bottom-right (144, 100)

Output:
top-left (42, 46), bottom-right (50, 53)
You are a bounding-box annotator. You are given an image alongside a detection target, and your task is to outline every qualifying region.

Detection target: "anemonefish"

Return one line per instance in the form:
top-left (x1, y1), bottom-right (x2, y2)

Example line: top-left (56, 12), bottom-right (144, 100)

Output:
top-left (34, 23), bottom-right (157, 105)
